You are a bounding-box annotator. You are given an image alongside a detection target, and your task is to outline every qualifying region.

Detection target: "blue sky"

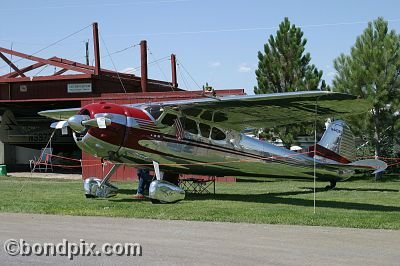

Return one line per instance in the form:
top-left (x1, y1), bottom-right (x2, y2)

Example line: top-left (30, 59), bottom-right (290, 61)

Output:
top-left (1, 0), bottom-right (400, 94)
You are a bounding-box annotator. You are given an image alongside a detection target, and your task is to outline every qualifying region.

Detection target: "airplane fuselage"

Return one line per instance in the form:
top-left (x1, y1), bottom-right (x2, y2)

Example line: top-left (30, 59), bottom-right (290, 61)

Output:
top-left (72, 103), bottom-right (350, 182)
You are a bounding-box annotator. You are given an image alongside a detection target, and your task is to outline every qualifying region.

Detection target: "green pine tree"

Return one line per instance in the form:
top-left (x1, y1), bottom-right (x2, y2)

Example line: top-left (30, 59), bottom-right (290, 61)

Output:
top-left (254, 18), bottom-right (326, 147)
top-left (254, 17), bottom-right (325, 94)
top-left (332, 17), bottom-right (400, 178)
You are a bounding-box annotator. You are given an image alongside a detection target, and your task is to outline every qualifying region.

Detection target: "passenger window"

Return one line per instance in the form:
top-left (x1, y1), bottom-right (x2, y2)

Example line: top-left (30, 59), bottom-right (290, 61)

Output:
top-left (183, 108), bottom-right (202, 117)
top-left (200, 110), bottom-right (213, 121)
top-left (161, 113), bottom-right (177, 126)
top-left (199, 123), bottom-right (211, 138)
top-left (211, 127), bottom-right (226, 140)
top-left (213, 111), bottom-right (228, 122)
top-left (181, 117), bottom-right (198, 134)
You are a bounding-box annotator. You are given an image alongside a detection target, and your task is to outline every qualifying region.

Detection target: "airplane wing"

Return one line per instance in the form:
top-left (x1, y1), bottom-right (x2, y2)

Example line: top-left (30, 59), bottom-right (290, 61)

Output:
top-left (38, 91), bottom-right (369, 132)
top-left (136, 91), bottom-right (370, 131)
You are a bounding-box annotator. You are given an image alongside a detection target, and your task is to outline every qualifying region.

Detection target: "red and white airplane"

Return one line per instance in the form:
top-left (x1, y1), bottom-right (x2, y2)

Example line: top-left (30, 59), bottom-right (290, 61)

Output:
top-left (39, 91), bottom-right (387, 203)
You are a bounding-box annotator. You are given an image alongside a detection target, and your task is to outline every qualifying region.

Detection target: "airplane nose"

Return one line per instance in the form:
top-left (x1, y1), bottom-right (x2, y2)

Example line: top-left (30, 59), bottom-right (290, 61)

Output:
top-left (67, 114), bottom-right (112, 133)
top-left (67, 115), bottom-right (90, 133)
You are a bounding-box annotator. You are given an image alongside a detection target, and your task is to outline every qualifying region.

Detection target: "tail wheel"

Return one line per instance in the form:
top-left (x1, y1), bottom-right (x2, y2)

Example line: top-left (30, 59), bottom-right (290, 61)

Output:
top-left (325, 180), bottom-right (337, 190)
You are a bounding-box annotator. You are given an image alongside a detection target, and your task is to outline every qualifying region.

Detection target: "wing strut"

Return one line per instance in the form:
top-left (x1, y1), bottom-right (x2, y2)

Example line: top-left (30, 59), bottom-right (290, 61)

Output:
top-left (152, 161), bottom-right (163, 180)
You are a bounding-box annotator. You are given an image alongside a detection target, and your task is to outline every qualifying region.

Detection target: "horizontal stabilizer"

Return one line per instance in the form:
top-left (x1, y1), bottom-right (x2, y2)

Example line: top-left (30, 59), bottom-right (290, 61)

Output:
top-left (349, 159), bottom-right (387, 174)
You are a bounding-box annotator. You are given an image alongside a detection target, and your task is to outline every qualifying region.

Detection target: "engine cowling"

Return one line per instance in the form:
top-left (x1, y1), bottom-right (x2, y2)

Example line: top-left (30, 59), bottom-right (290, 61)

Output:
top-left (71, 103), bottom-right (128, 158)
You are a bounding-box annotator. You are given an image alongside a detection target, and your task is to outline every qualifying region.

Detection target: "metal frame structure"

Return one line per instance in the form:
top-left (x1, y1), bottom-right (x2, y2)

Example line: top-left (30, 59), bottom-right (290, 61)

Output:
top-left (0, 23), bottom-right (178, 94)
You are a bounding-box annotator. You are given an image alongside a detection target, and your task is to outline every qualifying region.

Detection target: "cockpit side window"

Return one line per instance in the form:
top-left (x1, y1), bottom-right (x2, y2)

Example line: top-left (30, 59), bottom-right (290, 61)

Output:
top-left (161, 113), bottom-right (177, 126)
top-left (181, 117), bottom-right (198, 135)
top-left (211, 127), bottom-right (226, 140)
top-left (199, 123), bottom-right (211, 138)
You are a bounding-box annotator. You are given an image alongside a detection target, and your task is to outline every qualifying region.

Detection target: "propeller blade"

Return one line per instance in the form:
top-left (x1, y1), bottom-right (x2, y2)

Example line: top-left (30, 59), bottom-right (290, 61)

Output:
top-left (50, 120), bottom-right (68, 129)
top-left (50, 115), bottom-right (111, 135)
top-left (97, 117), bottom-right (108, 129)
top-left (81, 117), bottom-right (111, 129)
top-left (50, 121), bottom-right (69, 135)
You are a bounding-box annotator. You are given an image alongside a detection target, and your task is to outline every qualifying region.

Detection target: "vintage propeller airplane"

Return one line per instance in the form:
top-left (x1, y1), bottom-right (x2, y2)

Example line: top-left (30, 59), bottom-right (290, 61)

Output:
top-left (39, 91), bottom-right (387, 203)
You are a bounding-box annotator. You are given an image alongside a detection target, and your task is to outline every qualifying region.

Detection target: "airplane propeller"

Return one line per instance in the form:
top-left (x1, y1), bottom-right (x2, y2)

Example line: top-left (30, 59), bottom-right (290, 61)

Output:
top-left (50, 115), bottom-right (111, 135)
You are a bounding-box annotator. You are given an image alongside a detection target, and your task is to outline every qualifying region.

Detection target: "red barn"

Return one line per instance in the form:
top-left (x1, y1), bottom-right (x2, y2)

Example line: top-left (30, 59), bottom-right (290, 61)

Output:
top-left (0, 23), bottom-right (243, 182)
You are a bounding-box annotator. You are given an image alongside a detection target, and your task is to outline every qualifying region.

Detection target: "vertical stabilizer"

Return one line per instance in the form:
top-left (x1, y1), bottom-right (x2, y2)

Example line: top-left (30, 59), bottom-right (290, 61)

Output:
top-left (317, 120), bottom-right (356, 162)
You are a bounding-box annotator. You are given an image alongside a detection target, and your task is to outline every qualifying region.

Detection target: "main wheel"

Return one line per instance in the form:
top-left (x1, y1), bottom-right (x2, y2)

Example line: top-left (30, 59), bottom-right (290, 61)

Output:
top-left (325, 180), bottom-right (337, 190)
top-left (151, 199), bottom-right (161, 204)
top-left (151, 199), bottom-right (168, 204)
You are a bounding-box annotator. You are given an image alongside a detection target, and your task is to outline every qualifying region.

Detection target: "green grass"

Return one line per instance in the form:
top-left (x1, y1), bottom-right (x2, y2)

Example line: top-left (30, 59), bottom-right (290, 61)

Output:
top-left (0, 175), bottom-right (399, 229)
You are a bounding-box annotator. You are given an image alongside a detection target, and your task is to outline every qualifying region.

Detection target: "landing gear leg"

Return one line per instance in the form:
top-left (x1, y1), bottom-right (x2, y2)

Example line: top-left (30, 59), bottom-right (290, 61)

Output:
top-left (84, 164), bottom-right (120, 198)
top-left (325, 180), bottom-right (337, 190)
top-left (152, 161), bottom-right (163, 180)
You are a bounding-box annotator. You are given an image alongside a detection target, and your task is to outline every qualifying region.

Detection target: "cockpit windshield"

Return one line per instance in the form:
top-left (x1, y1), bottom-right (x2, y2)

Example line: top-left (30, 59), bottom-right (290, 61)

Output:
top-left (144, 105), bottom-right (163, 120)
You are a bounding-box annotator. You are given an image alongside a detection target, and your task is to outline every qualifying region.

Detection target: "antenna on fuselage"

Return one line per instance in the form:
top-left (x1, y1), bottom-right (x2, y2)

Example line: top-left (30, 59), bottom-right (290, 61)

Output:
top-left (201, 82), bottom-right (222, 101)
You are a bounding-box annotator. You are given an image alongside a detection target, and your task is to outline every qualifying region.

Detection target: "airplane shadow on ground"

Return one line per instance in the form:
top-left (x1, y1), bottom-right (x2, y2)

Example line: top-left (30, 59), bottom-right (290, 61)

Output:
top-left (184, 187), bottom-right (400, 212)
top-left (300, 187), bottom-right (399, 193)
top-left (346, 174), bottom-right (400, 182)
top-left (112, 186), bottom-right (400, 212)
top-left (118, 189), bottom-right (136, 195)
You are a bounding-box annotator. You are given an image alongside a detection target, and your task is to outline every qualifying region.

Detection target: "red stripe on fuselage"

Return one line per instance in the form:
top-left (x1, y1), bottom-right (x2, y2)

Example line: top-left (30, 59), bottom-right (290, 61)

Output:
top-left (122, 127), bottom-right (276, 162)
top-left (307, 144), bottom-right (351, 164)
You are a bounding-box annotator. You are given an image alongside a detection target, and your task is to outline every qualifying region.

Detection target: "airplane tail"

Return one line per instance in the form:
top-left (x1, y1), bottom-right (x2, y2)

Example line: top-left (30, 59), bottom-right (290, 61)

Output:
top-left (315, 120), bottom-right (356, 163)
top-left (313, 120), bottom-right (388, 173)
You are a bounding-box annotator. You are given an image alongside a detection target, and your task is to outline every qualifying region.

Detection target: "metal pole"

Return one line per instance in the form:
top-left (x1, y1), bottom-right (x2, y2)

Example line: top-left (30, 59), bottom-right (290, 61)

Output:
top-left (92, 22), bottom-right (101, 75)
top-left (85, 40), bottom-right (89, 66)
top-left (313, 100), bottom-right (318, 214)
top-left (140, 40), bottom-right (148, 92)
top-left (171, 54), bottom-right (178, 88)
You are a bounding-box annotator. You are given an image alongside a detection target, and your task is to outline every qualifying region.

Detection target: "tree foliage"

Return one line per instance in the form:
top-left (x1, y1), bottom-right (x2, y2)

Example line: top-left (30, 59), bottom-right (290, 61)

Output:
top-left (332, 17), bottom-right (400, 161)
top-left (254, 17), bottom-right (326, 147)
top-left (254, 17), bottom-right (326, 94)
